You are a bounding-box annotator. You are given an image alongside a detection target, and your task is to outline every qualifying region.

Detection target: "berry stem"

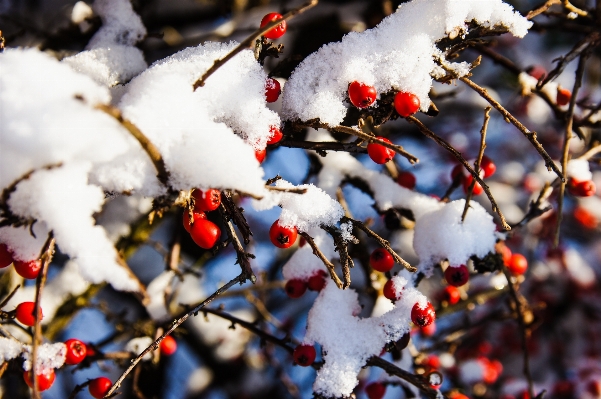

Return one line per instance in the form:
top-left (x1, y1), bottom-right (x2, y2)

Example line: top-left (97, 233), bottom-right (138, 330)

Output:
top-left (299, 232), bottom-right (344, 289)
top-left (193, 0), bottom-right (319, 89)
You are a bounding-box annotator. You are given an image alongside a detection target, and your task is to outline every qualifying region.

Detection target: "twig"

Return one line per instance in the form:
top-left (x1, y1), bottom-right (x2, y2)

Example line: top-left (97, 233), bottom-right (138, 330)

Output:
top-left (106, 274), bottom-right (248, 396)
top-left (279, 139), bottom-right (367, 155)
top-left (67, 380), bottom-right (91, 399)
top-left (31, 232), bottom-right (55, 399)
top-left (95, 104), bottom-right (171, 188)
top-left (406, 116), bottom-right (511, 230)
top-left (344, 217), bottom-right (416, 273)
top-left (0, 284), bottom-right (21, 309)
top-left (554, 49), bottom-right (590, 247)
top-left (299, 232), bottom-right (343, 289)
top-left (219, 203), bottom-right (257, 283)
top-left (193, 0), bottom-right (319, 89)
top-left (526, 0), bottom-right (561, 19)
top-left (265, 186), bottom-right (308, 194)
top-left (221, 191), bottom-right (253, 244)
top-left (511, 183), bottom-right (553, 229)
top-left (578, 143), bottom-right (601, 161)
top-left (457, 77), bottom-right (563, 181)
top-left (367, 356), bottom-right (448, 399)
top-left (320, 225), bottom-right (354, 288)
top-left (462, 107), bottom-right (491, 221)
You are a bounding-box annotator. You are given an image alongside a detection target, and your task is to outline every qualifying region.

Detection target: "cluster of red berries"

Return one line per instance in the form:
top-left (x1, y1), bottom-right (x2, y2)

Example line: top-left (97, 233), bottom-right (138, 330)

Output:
top-left (568, 177), bottom-right (596, 197)
top-left (285, 270), bottom-right (327, 298)
top-left (0, 243), bottom-right (43, 279)
top-left (451, 155), bottom-right (496, 196)
top-left (183, 189), bottom-right (222, 249)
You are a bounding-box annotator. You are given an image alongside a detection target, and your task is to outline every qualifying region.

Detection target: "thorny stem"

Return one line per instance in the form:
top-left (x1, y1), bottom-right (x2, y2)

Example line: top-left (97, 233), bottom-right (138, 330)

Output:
top-left (462, 107), bottom-right (491, 222)
top-left (343, 217), bottom-right (416, 273)
top-left (106, 274), bottom-right (248, 396)
top-left (193, 0), bottom-right (319, 89)
top-left (457, 76), bottom-right (563, 181)
top-left (95, 104), bottom-right (171, 188)
top-left (299, 232), bottom-right (343, 289)
top-left (31, 232), bottom-right (55, 399)
top-left (554, 50), bottom-right (590, 247)
top-left (406, 116), bottom-right (511, 230)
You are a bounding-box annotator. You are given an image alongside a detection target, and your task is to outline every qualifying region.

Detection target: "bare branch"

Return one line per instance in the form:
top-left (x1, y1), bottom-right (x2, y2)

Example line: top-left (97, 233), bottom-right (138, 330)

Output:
top-left (462, 107), bottom-right (491, 221)
top-left (299, 232), bottom-right (343, 289)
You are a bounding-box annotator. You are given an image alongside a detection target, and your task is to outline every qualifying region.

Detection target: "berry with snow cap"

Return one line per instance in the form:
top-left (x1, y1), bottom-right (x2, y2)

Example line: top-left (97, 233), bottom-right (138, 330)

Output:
top-left (383, 279), bottom-right (400, 301)
top-left (394, 91), bottom-right (420, 117)
top-left (14, 259), bottom-right (42, 279)
top-left (267, 126), bottom-right (283, 145)
top-left (23, 369), bottom-right (55, 391)
top-left (411, 301), bottom-right (435, 327)
top-left (348, 81), bottom-right (377, 108)
top-left (265, 78), bottom-right (281, 103)
top-left (269, 220), bottom-right (298, 249)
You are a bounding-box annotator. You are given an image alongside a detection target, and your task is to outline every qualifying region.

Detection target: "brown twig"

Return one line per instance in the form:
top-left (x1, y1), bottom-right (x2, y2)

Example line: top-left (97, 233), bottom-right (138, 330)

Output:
top-left (462, 107), bottom-right (491, 221)
top-left (31, 232), bottom-right (55, 399)
top-left (554, 49), bottom-right (590, 247)
top-left (265, 186), bottom-right (308, 195)
top-left (106, 274), bottom-right (248, 396)
top-left (406, 116), bottom-right (511, 230)
top-left (526, 0), bottom-right (561, 19)
top-left (299, 232), bottom-right (343, 289)
top-left (511, 183), bottom-right (553, 230)
top-left (95, 104), bottom-right (171, 188)
top-left (221, 191), bottom-right (253, 244)
top-left (279, 139), bottom-right (367, 155)
top-left (320, 224), bottom-right (354, 289)
top-left (219, 203), bottom-right (257, 283)
top-left (67, 380), bottom-right (91, 399)
top-left (193, 0), bottom-right (319, 89)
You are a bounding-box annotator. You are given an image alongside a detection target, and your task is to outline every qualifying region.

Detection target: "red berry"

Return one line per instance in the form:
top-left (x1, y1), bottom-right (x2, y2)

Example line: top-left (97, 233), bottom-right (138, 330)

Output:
top-left (0, 244), bottom-right (13, 268)
top-left (367, 137), bottom-right (395, 164)
top-left (506, 253), bottom-right (528, 275)
top-left (557, 87), bottom-right (571, 106)
top-left (64, 339), bottom-right (87, 365)
top-left (192, 189), bottom-right (221, 212)
top-left (365, 382), bottom-right (387, 399)
top-left (527, 65), bottom-right (546, 80)
top-left (182, 210), bottom-right (207, 233)
top-left (394, 91), bottom-right (420, 117)
top-left (568, 178), bottom-right (596, 197)
top-left (420, 321), bottom-right (436, 337)
top-left (370, 248), bottom-right (394, 272)
top-left (383, 279), bottom-right (400, 301)
top-left (573, 206), bottom-right (598, 229)
top-left (463, 174), bottom-right (483, 195)
top-left (13, 259), bottom-right (42, 279)
top-left (189, 219), bottom-right (221, 249)
top-left (265, 78), bottom-right (281, 103)
top-left (292, 344), bottom-right (316, 366)
top-left (260, 12), bottom-right (287, 40)
top-left (397, 171), bottom-right (416, 189)
top-left (348, 81), bottom-right (377, 108)
top-left (160, 335), bottom-right (177, 356)
top-left (307, 270), bottom-right (327, 292)
top-left (411, 302), bottom-right (435, 327)
top-left (23, 369), bottom-right (55, 391)
top-left (15, 302), bottom-right (42, 327)
top-left (89, 376), bottom-right (112, 399)
top-left (480, 155), bottom-right (496, 178)
top-left (269, 220), bottom-right (298, 249)
top-left (255, 148), bottom-right (266, 163)
top-left (451, 164), bottom-right (465, 182)
top-left (285, 279), bottom-right (307, 298)
top-left (267, 126), bottom-right (283, 145)
top-left (444, 264), bottom-right (469, 287)
top-left (442, 286), bottom-right (461, 305)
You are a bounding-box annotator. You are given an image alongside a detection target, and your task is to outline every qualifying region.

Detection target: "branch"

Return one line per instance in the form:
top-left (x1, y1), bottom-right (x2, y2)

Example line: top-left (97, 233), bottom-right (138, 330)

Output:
top-left (320, 224), bottom-right (354, 289)
top-left (278, 139), bottom-right (367, 155)
top-left (406, 116), bottom-right (511, 230)
top-left (299, 232), bottom-right (343, 289)
top-left (95, 104), bottom-right (171, 188)
top-left (526, 0), bottom-right (561, 19)
top-left (219, 203), bottom-right (257, 283)
top-left (193, 0), bottom-right (319, 89)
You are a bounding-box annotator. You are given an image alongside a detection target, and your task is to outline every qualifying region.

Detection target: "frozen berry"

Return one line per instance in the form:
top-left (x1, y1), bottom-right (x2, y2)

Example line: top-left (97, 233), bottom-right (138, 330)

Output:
top-left (557, 87), bottom-right (571, 106)
top-left (506, 253), bottom-right (528, 275)
top-left (23, 369), bottom-right (55, 391)
top-left (411, 302), bottom-right (435, 327)
top-left (365, 382), bottom-right (386, 399)
top-left (182, 210), bottom-right (207, 233)
top-left (444, 264), bottom-right (469, 287)
top-left (285, 279), bottom-right (307, 298)
top-left (0, 244), bottom-right (13, 268)
top-left (394, 91), bottom-right (420, 117)
top-left (189, 219), bottom-right (221, 249)
top-left (480, 155), bottom-right (496, 178)
top-left (192, 189), bottom-right (221, 212)
top-left (14, 259), bottom-right (42, 280)
top-left (267, 126), bottom-right (283, 145)
top-left (292, 344), bottom-right (316, 366)
top-left (255, 148), bottom-right (266, 163)
top-left (260, 12), bottom-right (287, 40)
top-left (160, 335), bottom-right (177, 356)
top-left (89, 376), bottom-right (112, 399)
top-left (15, 302), bottom-right (42, 327)
top-left (348, 81), bottom-right (377, 108)
top-left (463, 174), bottom-right (483, 195)
top-left (397, 171), bottom-right (416, 189)
top-left (367, 137), bottom-right (395, 164)
top-left (383, 279), bottom-right (400, 301)
top-left (568, 178), bottom-right (596, 197)
top-left (265, 78), bottom-right (281, 103)
top-left (307, 270), bottom-right (327, 292)
top-left (64, 338), bottom-right (87, 365)
top-left (442, 286), bottom-right (461, 305)
top-left (370, 248), bottom-right (394, 272)
top-left (269, 220), bottom-right (298, 249)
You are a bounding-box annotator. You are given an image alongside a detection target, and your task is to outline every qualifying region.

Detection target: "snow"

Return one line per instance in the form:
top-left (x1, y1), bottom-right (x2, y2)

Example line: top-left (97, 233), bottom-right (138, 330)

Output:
top-left (567, 158), bottom-right (593, 181)
top-left (22, 343), bottom-right (66, 374)
top-left (282, 0), bottom-right (531, 125)
top-left (282, 228), bottom-right (331, 281)
top-left (126, 336), bottom-right (154, 361)
top-left (71, 1), bottom-right (94, 24)
top-left (0, 337), bottom-right (23, 364)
